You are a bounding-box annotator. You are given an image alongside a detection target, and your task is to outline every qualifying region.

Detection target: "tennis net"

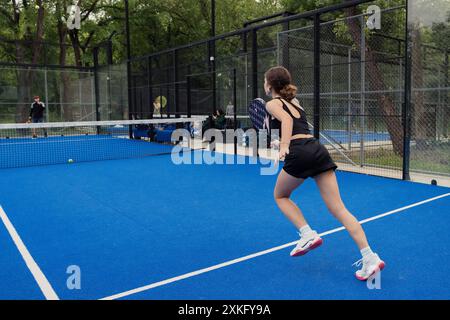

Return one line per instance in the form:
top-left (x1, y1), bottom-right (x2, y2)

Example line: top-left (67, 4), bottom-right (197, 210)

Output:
top-left (0, 117), bottom-right (207, 169)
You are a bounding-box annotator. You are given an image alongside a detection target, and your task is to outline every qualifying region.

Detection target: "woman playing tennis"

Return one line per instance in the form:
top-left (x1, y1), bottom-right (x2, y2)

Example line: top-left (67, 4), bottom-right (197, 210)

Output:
top-left (264, 66), bottom-right (384, 280)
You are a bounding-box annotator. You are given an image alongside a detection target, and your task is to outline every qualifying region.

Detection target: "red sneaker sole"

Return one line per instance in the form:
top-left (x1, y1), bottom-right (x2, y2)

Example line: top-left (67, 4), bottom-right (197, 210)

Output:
top-left (356, 261), bottom-right (386, 281)
top-left (291, 238), bottom-right (323, 257)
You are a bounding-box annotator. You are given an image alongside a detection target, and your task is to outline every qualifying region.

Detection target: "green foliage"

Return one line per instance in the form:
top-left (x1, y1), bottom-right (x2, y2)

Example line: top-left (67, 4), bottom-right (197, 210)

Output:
top-left (0, 0), bottom-right (286, 65)
top-left (0, 0), bottom-right (449, 67)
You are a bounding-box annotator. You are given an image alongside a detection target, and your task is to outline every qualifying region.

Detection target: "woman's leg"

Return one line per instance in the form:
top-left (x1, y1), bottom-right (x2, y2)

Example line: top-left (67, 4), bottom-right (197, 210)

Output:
top-left (314, 170), bottom-right (369, 250)
top-left (273, 169), bottom-right (307, 229)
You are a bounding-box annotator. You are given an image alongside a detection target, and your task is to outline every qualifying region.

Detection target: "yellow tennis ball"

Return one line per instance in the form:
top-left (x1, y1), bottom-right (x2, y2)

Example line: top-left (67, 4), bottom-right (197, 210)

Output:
top-left (68, 159), bottom-right (74, 163)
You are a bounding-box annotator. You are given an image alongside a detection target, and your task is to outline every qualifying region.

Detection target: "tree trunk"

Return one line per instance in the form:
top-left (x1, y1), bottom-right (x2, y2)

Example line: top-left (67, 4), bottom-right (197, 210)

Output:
top-left (345, 8), bottom-right (404, 156)
top-left (69, 30), bottom-right (83, 67)
top-left (410, 24), bottom-right (429, 148)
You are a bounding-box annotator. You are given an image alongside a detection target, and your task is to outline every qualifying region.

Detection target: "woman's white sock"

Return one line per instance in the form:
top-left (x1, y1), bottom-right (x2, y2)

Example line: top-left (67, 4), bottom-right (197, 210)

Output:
top-left (299, 225), bottom-right (312, 237)
top-left (360, 246), bottom-right (373, 258)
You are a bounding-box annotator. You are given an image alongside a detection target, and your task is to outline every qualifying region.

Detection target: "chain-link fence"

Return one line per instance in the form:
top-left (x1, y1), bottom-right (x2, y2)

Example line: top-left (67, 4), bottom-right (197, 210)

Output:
top-left (0, 39), bottom-right (124, 124)
top-left (97, 63), bottom-right (129, 121)
top-left (62, 0), bottom-right (446, 182)
top-left (409, 22), bottom-right (450, 177)
top-left (0, 65), bottom-right (96, 123)
top-left (277, 3), bottom-right (449, 180)
top-left (0, 63), bottom-right (128, 123)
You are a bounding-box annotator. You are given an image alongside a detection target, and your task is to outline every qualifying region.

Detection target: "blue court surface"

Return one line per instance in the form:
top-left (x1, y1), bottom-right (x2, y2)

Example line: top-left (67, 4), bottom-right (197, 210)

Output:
top-left (320, 130), bottom-right (391, 145)
top-left (0, 134), bottom-right (176, 169)
top-left (0, 149), bottom-right (449, 300)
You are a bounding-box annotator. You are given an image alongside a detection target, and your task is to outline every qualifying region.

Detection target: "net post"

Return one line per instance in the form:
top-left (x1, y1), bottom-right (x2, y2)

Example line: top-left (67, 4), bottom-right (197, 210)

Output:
top-left (313, 13), bottom-right (321, 139)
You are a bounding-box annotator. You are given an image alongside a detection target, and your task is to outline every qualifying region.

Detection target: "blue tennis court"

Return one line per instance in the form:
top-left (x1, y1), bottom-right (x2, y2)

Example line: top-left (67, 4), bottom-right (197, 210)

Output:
top-left (0, 134), bottom-right (175, 168)
top-left (320, 130), bottom-right (391, 145)
top-left (0, 141), bottom-right (449, 300)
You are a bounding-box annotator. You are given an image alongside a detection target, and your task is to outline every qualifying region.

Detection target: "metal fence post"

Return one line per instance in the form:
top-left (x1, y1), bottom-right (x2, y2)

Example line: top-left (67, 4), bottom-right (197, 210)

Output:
top-left (281, 18), bottom-right (290, 70)
top-left (174, 49), bottom-right (180, 118)
top-left (93, 47), bottom-right (100, 123)
top-left (313, 14), bottom-right (321, 139)
top-left (402, 0), bottom-right (412, 180)
top-left (148, 56), bottom-right (153, 118)
top-left (252, 29), bottom-right (258, 99)
top-left (360, 15), bottom-right (366, 167)
top-left (443, 50), bottom-right (449, 138)
top-left (233, 68), bottom-right (237, 155)
top-left (44, 68), bottom-right (49, 122)
top-left (186, 75), bottom-right (192, 118)
top-left (125, 0), bottom-right (133, 137)
top-left (348, 47), bottom-right (352, 150)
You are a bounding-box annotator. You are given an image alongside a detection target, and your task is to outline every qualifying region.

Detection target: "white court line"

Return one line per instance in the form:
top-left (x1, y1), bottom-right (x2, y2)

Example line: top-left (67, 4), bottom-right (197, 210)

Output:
top-left (0, 206), bottom-right (59, 300)
top-left (101, 192), bottom-right (450, 300)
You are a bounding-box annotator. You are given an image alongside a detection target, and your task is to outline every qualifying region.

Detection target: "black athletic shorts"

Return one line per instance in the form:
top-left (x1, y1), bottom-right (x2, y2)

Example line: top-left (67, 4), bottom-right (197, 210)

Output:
top-left (283, 138), bottom-right (337, 179)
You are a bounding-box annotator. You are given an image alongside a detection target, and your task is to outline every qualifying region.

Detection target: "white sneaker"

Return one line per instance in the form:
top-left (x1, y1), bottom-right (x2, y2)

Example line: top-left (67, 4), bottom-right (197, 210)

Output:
top-left (353, 253), bottom-right (385, 281)
top-left (290, 231), bottom-right (323, 257)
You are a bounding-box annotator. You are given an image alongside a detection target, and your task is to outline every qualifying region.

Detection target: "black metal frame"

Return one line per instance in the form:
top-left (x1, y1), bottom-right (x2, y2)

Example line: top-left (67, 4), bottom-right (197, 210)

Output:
top-left (232, 68), bottom-right (238, 154)
top-left (93, 47), bottom-right (101, 123)
top-left (128, 0), bottom-right (422, 170)
top-left (0, 0), bottom-right (442, 181)
top-left (129, 0), bottom-right (374, 62)
top-left (125, 0), bottom-right (133, 139)
top-left (313, 14), bottom-right (321, 140)
top-left (402, 0), bottom-right (412, 180)
top-left (127, 0), bottom-right (375, 120)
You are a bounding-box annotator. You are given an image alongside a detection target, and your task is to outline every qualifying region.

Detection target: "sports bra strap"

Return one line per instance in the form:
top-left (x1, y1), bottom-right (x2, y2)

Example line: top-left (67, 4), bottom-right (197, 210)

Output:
top-left (271, 98), bottom-right (311, 136)
top-left (276, 97), bottom-right (303, 117)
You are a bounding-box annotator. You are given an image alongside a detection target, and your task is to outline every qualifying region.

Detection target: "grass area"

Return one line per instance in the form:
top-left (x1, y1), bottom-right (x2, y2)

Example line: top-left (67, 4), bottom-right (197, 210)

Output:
top-left (339, 143), bottom-right (450, 175)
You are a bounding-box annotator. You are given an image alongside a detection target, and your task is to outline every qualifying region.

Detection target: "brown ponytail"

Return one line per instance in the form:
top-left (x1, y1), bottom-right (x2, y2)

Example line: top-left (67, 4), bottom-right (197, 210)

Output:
top-left (264, 66), bottom-right (298, 101)
top-left (279, 84), bottom-right (297, 101)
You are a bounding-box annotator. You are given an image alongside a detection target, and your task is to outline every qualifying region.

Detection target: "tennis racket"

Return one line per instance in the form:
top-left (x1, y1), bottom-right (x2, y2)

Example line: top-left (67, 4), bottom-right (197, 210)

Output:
top-left (248, 98), bottom-right (270, 131)
top-left (248, 98), bottom-right (278, 151)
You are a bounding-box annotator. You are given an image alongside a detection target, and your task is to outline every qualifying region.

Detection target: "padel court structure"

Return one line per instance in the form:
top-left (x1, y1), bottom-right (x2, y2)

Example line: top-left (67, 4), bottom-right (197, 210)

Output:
top-left (0, 0), bottom-right (449, 300)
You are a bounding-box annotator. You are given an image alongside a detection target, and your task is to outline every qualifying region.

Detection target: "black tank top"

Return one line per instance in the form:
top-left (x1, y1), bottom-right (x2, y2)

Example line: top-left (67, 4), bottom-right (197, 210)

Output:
top-left (270, 98), bottom-right (311, 137)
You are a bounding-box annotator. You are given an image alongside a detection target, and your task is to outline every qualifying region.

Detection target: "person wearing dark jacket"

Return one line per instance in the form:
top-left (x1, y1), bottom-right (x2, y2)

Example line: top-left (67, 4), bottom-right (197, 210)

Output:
top-left (202, 108), bottom-right (226, 132)
top-left (27, 96), bottom-right (47, 138)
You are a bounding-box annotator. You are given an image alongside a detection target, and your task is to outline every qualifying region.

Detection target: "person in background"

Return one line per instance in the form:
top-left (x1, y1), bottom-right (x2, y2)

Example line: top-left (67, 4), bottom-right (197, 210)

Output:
top-left (226, 101), bottom-right (234, 116)
top-left (214, 108), bottom-right (226, 129)
top-left (202, 108), bottom-right (226, 132)
top-left (153, 98), bottom-right (162, 117)
top-left (27, 96), bottom-right (47, 138)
